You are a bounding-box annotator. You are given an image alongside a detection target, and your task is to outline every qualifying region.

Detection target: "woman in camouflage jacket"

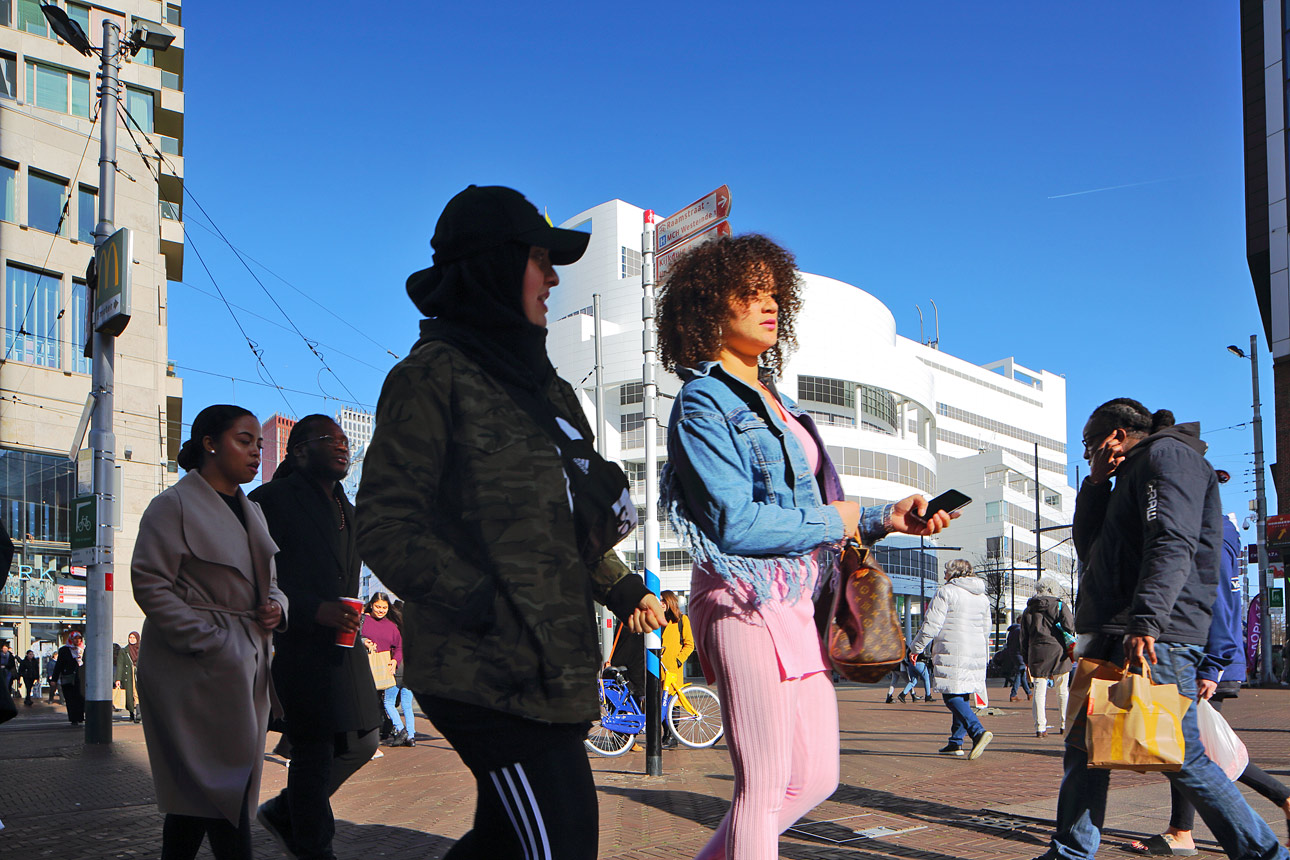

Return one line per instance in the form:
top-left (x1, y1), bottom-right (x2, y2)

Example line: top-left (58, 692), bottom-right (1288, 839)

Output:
top-left (357, 185), bottom-right (664, 860)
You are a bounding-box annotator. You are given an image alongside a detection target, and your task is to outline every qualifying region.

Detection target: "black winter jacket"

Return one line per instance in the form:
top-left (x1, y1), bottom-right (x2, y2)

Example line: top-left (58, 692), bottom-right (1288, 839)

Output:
top-left (1072, 423), bottom-right (1221, 646)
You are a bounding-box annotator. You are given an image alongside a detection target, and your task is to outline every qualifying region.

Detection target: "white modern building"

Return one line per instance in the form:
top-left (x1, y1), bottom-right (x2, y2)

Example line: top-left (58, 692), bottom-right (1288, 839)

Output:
top-left (545, 199), bottom-right (1076, 635)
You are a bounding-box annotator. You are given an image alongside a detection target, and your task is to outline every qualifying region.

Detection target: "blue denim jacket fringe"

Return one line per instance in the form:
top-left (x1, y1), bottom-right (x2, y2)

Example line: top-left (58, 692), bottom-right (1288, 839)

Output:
top-left (662, 361), bottom-right (892, 606)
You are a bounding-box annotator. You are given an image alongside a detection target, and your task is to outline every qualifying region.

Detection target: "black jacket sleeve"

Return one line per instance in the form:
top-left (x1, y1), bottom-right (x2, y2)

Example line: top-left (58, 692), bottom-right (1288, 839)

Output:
top-left (1073, 477), bottom-right (1112, 564)
top-left (1128, 444), bottom-right (1206, 639)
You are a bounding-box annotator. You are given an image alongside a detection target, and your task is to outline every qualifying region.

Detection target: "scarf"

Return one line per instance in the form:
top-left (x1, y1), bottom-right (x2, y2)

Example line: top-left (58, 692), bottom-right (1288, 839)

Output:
top-left (128, 633), bottom-right (140, 664)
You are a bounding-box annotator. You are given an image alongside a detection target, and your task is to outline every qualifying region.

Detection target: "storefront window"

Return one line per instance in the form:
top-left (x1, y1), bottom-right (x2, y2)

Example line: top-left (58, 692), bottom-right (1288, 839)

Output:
top-left (0, 449), bottom-right (75, 543)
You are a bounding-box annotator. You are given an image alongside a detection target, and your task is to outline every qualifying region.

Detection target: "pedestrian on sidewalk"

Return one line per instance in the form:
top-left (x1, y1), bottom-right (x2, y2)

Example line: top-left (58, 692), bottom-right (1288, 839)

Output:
top-left (361, 592), bottom-right (416, 748)
top-left (19, 649), bottom-right (38, 706)
top-left (131, 404), bottom-right (288, 860)
top-left (899, 650), bottom-right (933, 703)
top-left (357, 185), bottom-right (664, 860)
top-left (911, 559), bottom-right (994, 759)
top-left (114, 631), bottom-right (140, 722)
top-left (660, 590), bottom-right (695, 748)
top-left (1125, 504), bottom-right (1290, 856)
top-left (50, 632), bottom-right (85, 726)
top-left (1004, 622), bottom-right (1032, 702)
top-left (0, 642), bottom-right (15, 697)
top-left (1034, 398), bottom-right (1287, 860)
top-left (656, 232), bottom-right (954, 860)
top-left (1021, 580), bottom-right (1074, 737)
top-left (250, 414), bottom-right (381, 860)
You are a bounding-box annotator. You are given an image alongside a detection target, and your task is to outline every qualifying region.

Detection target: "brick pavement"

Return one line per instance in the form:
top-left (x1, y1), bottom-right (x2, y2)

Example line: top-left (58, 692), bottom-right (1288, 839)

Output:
top-left (0, 683), bottom-right (1286, 859)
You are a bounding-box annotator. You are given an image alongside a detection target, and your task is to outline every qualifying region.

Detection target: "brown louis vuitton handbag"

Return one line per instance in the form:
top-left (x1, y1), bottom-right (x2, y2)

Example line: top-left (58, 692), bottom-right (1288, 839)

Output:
top-left (816, 540), bottom-right (906, 682)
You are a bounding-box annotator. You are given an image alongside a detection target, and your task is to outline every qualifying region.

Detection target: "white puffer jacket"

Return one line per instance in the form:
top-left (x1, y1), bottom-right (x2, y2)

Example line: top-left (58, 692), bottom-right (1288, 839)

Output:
top-left (911, 575), bottom-right (990, 696)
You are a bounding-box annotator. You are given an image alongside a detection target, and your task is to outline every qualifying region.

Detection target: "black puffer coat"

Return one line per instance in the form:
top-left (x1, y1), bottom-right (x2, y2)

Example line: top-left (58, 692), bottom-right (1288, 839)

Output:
top-left (1020, 594), bottom-right (1073, 678)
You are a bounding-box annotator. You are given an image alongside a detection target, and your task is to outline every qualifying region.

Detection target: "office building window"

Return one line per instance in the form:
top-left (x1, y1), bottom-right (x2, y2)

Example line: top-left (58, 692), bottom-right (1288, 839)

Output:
top-left (126, 86), bottom-right (154, 133)
top-left (69, 279), bottom-right (90, 374)
top-left (25, 61), bottom-right (91, 118)
top-left (0, 52), bottom-right (14, 99)
top-left (164, 3), bottom-right (181, 25)
top-left (66, 1), bottom-right (89, 31)
top-left (620, 381), bottom-right (643, 406)
top-left (0, 0), bottom-right (10, 28)
top-left (621, 246), bottom-right (642, 279)
top-left (77, 186), bottom-right (96, 243)
top-left (0, 161), bottom-right (14, 222)
top-left (798, 375), bottom-right (855, 408)
top-left (0, 449), bottom-right (76, 545)
top-left (17, 0), bottom-right (45, 35)
top-left (27, 171), bottom-right (65, 234)
top-left (6, 264), bottom-right (61, 368)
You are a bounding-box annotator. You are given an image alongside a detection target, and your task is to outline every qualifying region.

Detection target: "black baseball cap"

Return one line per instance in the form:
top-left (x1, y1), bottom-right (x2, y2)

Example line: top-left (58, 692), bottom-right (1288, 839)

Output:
top-left (406, 185), bottom-right (590, 301)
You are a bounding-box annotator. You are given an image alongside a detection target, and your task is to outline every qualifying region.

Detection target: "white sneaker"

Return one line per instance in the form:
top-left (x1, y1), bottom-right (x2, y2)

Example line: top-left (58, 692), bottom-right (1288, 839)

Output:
top-left (371, 748), bottom-right (384, 760)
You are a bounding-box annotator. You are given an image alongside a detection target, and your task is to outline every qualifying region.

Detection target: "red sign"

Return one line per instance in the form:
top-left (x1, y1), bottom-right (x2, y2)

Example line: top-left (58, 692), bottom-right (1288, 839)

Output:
top-left (657, 220), bottom-right (732, 280)
top-left (1267, 514), bottom-right (1290, 553)
top-left (656, 185), bottom-right (731, 252)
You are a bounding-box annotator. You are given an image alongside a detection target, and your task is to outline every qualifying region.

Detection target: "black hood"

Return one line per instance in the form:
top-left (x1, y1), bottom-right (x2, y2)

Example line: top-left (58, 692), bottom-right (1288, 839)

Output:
top-left (1125, 421), bottom-right (1207, 460)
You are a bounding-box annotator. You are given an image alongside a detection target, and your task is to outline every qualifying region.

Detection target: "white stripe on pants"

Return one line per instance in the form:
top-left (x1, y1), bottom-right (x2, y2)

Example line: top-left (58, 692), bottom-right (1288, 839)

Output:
top-left (489, 763), bottom-right (551, 860)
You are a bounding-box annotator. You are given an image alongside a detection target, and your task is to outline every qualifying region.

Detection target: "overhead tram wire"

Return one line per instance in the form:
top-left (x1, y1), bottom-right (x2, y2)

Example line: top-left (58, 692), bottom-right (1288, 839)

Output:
top-left (114, 107), bottom-right (297, 414)
top-left (5, 103), bottom-right (101, 364)
top-left (117, 105), bottom-right (365, 407)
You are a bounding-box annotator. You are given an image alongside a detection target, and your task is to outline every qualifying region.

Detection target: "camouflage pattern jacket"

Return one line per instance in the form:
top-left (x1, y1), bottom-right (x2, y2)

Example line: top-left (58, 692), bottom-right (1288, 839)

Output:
top-left (356, 340), bottom-right (650, 724)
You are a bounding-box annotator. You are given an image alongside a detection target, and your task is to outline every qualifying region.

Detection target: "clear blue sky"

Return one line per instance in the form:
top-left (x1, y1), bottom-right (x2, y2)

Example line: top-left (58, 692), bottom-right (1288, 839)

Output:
top-left (171, 3), bottom-right (1276, 531)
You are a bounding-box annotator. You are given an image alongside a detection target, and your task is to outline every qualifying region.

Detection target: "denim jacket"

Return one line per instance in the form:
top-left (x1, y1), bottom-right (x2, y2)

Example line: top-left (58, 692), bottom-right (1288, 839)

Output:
top-left (662, 361), bottom-right (892, 604)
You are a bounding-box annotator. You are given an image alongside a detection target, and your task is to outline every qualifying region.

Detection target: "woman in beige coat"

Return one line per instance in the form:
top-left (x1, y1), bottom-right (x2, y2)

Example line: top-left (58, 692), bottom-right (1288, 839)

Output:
top-left (132, 404), bottom-right (287, 860)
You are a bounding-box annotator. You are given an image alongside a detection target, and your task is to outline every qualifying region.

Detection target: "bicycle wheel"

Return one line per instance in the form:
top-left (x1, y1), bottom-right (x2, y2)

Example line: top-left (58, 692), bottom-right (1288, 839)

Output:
top-left (584, 692), bottom-right (635, 757)
top-left (668, 684), bottom-right (723, 749)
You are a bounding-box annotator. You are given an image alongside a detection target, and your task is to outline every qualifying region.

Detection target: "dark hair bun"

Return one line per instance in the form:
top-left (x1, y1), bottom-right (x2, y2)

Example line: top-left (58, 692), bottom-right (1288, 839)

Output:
top-left (1150, 409), bottom-right (1176, 433)
top-left (176, 438), bottom-right (203, 472)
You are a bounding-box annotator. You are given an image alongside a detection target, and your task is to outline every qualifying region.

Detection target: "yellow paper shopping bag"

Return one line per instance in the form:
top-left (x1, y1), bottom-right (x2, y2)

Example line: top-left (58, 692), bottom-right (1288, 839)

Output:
top-left (1085, 662), bottom-right (1191, 772)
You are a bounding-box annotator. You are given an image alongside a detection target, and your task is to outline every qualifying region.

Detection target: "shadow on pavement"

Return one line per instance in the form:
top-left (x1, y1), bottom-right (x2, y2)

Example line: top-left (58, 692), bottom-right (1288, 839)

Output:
top-left (332, 821), bottom-right (454, 859)
top-left (828, 783), bottom-right (1050, 847)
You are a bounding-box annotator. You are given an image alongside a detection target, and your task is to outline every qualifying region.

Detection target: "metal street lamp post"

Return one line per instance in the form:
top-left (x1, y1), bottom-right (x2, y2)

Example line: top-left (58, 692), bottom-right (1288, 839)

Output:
top-left (1227, 336), bottom-right (1274, 685)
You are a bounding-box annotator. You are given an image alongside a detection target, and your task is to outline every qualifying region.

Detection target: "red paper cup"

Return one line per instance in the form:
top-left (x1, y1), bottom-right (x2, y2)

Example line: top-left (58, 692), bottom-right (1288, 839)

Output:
top-left (336, 597), bottom-right (364, 648)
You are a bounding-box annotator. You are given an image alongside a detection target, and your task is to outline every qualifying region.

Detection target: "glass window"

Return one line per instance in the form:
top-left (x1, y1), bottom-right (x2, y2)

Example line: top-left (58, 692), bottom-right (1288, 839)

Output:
top-left (69, 280), bottom-right (89, 373)
top-left (0, 52), bottom-right (14, 99)
top-left (0, 449), bottom-right (75, 543)
top-left (25, 61), bottom-right (90, 118)
top-left (27, 172), bottom-right (65, 234)
top-left (126, 86), bottom-right (154, 133)
top-left (6, 264), bottom-right (62, 368)
top-left (77, 186), bottom-right (96, 242)
top-left (0, 0), bottom-right (10, 28)
top-left (17, 0), bottom-right (45, 35)
top-left (134, 47), bottom-right (153, 66)
top-left (0, 161), bottom-right (14, 222)
top-left (164, 3), bottom-right (181, 25)
top-left (66, 2), bottom-right (89, 32)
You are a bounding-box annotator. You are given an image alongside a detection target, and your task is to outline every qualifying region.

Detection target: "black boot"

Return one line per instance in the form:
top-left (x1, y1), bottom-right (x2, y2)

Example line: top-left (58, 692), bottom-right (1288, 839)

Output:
top-left (884, 693), bottom-right (894, 704)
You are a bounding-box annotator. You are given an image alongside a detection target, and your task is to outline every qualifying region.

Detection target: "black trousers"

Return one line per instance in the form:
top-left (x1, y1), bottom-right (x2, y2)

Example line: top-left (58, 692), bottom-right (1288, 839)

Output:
top-left (263, 728), bottom-right (378, 860)
top-left (1170, 695), bottom-right (1290, 831)
top-left (61, 682), bottom-right (84, 723)
top-left (420, 694), bottom-right (598, 860)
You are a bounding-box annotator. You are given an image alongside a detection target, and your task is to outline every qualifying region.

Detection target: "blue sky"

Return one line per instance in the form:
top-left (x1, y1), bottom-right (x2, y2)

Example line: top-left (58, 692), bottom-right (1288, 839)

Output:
top-left (170, 3), bottom-right (1275, 528)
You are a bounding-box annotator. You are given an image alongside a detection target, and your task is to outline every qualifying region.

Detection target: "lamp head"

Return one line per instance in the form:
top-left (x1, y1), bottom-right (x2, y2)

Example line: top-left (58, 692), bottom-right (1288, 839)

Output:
top-left (128, 19), bottom-right (175, 54)
top-left (1227, 344), bottom-right (1247, 358)
top-left (39, 4), bottom-right (93, 56)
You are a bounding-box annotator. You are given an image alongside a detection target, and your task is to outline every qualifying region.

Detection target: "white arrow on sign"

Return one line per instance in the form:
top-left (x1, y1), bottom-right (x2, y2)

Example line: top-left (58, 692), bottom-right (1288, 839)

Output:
top-left (656, 185), bottom-right (732, 252)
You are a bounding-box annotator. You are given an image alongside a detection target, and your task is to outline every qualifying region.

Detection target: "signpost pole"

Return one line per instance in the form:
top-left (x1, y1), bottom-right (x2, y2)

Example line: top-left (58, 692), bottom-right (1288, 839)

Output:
top-left (641, 211), bottom-right (663, 777)
top-left (84, 17), bottom-right (123, 745)
top-left (1248, 334), bottom-right (1274, 685)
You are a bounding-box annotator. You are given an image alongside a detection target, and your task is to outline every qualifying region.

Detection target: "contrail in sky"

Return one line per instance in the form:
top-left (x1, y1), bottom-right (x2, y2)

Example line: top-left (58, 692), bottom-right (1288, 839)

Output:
top-left (1047, 177), bottom-right (1178, 199)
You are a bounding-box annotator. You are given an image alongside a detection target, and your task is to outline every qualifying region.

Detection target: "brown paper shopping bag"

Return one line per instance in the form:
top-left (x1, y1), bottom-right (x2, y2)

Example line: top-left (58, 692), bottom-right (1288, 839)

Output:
top-left (1085, 662), bottom-right (1191, 772)
top-left (1066, 657), bottom-right (1127, 733)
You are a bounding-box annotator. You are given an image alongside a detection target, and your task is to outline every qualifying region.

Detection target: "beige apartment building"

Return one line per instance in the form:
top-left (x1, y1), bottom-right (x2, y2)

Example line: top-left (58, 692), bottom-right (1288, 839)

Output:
top-left (0, 0), bottom-right (184, 655)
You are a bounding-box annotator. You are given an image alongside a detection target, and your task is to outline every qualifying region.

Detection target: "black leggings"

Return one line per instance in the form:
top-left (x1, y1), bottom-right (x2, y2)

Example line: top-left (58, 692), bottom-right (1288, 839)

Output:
top-left (420, 694), bottom-right (598, 860)
top-left (160, 783), bottom-right (252, 860)
top-left (1170, 697), bottom-right (1290, 831)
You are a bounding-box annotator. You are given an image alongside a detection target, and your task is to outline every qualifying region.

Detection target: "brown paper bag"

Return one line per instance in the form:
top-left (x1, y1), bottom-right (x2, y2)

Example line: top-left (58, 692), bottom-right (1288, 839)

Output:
top-left (1085, 662), bottom-right (1190, 772)
top-left (1066, 657), bottom-right (1126, 733)
top-left (368, 650), bottom-right (395, 690)
top-left (111, 687), bottom-right (126, 710)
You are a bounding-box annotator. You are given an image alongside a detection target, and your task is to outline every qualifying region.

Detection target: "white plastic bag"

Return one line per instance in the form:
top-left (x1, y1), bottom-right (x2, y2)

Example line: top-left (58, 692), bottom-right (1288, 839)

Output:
top-left (1196, 699), bottom-right (1249, 780)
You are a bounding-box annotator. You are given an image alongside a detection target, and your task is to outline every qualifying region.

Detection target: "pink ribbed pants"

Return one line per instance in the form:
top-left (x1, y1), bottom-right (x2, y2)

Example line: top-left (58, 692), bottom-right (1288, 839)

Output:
top-left (693, 613), bottom-right (840, 860)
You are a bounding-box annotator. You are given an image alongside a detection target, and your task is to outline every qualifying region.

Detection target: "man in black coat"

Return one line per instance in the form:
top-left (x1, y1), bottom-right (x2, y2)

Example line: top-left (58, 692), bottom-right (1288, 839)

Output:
top-left (250, 415), bottom-right (380, 860)
top-left (1035, 398), bottom-right (1285, 860)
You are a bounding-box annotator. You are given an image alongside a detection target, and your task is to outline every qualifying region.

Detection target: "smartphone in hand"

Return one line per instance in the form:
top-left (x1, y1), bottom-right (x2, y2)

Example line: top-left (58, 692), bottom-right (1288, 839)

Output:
top-left (915, 489), bottom-right (972, 520)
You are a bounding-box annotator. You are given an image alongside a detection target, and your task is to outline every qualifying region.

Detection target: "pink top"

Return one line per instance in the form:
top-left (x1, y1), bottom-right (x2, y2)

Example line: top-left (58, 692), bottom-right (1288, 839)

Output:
top-left (762, 387), bottom-right (820, 476)
top-left (689, 557), bottom-right (828, 683)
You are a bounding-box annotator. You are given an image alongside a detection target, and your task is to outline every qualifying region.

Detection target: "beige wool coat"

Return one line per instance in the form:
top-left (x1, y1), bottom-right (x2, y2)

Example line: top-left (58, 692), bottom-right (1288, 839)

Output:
top-left (131, 471), bottom-right (288, 825)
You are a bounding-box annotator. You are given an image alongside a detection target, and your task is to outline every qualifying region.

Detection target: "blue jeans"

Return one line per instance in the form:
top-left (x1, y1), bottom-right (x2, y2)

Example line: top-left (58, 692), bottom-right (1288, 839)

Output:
top-left (943, 693), bottom-right (984, 746)
top-left (1011, 667), bottom-right (1032, 697)
top-left (902, 662), bottom-right (932, 697)
top-left (1041, 638), bottom-right (1287, 860)
top-left (384, 685), bottom-right (416, 736)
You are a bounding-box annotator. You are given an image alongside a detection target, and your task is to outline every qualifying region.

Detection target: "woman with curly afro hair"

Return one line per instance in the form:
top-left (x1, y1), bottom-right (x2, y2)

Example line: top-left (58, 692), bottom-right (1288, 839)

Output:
top-left (657, 234), bottom-right (954, 860)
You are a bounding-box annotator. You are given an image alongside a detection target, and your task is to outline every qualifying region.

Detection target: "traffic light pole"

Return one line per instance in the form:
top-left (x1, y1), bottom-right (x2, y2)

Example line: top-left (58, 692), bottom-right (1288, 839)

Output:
top-left (84, 18), bottom-right (122, 745)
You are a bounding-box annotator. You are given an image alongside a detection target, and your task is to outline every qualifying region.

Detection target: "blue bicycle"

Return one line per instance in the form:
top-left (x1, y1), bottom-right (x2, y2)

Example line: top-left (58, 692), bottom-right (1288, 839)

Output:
top-left (584, 665), bottom-right (724, 756)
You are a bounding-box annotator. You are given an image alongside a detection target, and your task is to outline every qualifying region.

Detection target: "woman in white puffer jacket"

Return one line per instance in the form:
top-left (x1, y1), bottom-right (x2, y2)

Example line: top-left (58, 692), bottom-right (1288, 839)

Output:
top-left (910, 558), bottom-right (994, 759)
